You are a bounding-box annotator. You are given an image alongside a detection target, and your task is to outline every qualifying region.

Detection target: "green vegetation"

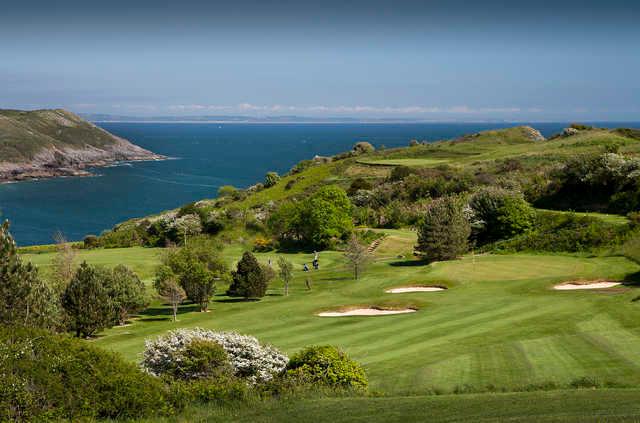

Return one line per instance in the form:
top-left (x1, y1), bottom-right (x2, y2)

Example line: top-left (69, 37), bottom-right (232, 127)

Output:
top-left (6, 125), bottom-right (640, 421)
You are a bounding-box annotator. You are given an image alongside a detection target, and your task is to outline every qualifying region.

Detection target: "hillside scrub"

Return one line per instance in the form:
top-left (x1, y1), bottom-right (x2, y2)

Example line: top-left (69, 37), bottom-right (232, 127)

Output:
top-left (0, 327), bottom-right (169, 421)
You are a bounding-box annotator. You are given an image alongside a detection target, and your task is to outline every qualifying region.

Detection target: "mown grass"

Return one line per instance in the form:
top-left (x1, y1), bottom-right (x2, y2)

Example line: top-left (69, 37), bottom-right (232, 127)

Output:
top-left (25, 230), bottom-right (640, 396)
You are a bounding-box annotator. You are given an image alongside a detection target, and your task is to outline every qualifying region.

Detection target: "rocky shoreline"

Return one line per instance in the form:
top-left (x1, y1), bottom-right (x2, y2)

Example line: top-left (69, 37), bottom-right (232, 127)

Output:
top-left (0, 155), bottom-right (167, 183)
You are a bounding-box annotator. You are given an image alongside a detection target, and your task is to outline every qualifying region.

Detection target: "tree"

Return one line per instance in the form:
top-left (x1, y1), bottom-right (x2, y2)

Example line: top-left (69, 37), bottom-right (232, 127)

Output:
top-left (51, 231), bottom-right (77, 292)
top-left (0, 220), bottom-right (60, 329)
top-left (277, 256), bottom-right (294, 296)
top-left (160, 238), bottom-right (227, 312)
top-left (264, 171), bottom-right (280, 188)
top-left (268, 185), bottom-right (353, 249)
top-left (109, 265), bottom-right (148, 325)
top-left (155, 269), bottom-right (186, 322)
top-left (469, 187), bottom-right (535, 243)
top-left (228, 252), bottom-right (269, 299)
top-left (343, 234), bottom-right (371, 280)
top-left (416, 196), bottom-right (471, 262)
top-left (62, 262), bottom-right (114, 337)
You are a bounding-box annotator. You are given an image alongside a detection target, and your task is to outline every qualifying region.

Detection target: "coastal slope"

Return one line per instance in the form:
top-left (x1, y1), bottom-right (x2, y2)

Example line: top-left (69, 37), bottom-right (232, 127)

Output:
top-left (0, 109), bottom-right (164, 181)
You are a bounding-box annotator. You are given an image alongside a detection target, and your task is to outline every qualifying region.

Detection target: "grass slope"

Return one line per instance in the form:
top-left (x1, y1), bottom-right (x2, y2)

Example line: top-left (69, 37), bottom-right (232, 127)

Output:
top-left (148, 389), bottom-right (640, 423)
top-left (26, 231), bottom-right (640, 395)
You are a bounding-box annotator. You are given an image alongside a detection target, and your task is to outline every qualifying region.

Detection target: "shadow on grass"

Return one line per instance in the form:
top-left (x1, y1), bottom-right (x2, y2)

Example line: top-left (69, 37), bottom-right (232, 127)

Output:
top-left (214, 298), bottom-right (260, 303)
top-left (624, 271), bottom-right (640, 286)
top-left (140, 304), bottom-right (201, 316)
top-left (389, 259), bottom-right (428, 267)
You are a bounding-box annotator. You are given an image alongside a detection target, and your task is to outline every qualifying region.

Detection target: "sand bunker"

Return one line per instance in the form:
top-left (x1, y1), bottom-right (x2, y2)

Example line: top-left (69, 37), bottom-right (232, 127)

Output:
top-left (553, 281), bottom-right (621, 290)
top-left (317, 308), bottom-right (417, 317)
top-left (386, 286), bottom-right (446, 293)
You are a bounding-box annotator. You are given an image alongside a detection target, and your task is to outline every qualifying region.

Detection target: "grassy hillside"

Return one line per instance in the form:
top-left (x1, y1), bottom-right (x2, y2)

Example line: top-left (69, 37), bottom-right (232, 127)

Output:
top-left (0, 108), bottom-right (162, 180)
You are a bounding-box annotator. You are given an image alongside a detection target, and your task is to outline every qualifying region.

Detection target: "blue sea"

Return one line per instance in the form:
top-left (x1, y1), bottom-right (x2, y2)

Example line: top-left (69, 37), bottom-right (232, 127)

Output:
top-left (1, 122), bottom-right (636, 245)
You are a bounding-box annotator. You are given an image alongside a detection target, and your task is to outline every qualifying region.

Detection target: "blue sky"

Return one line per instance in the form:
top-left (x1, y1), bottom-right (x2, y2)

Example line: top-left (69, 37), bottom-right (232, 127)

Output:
top-left (1, 0), bottom-right (639, 121)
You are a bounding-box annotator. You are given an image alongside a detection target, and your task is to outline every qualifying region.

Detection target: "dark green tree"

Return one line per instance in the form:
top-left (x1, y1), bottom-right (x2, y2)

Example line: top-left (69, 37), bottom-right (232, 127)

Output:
top-left (0, 220), bottom-right (60, 329)
top-left (228, 252), bottom-right (269, 299)
top-left (416, 196), bottom-right (471, 262)
top-left (109, 265), bottom-right (148, 325)
top-left (62, 262), bottom-right (114, 337)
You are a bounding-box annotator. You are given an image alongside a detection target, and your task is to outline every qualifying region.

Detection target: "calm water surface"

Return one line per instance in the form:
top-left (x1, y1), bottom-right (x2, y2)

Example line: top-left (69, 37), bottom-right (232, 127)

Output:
top-left (1, 122), bottom-right (635, 245)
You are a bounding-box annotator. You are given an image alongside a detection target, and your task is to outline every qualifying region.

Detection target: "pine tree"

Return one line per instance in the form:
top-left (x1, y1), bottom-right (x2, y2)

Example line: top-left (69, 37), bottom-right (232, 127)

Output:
top-left (416, 196), bottom-right (471, 262)
top-left (62, 262), bottom-right (113, 337)
top-left (0, 220), bottom-right (59, 329)
top-left (228, 252), bottom-right (269, 299)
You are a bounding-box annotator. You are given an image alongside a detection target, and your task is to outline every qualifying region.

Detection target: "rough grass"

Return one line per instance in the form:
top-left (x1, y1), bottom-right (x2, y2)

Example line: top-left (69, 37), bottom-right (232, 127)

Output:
top-left (143, 389), bottom-right (640, 423)
top-left (26, 229), bottom-right (640, 396)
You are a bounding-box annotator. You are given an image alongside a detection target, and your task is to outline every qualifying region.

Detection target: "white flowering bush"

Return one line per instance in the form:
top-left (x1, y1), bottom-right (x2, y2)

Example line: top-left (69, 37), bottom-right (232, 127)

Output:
top-left (141, 328), bottom-right (288, 383)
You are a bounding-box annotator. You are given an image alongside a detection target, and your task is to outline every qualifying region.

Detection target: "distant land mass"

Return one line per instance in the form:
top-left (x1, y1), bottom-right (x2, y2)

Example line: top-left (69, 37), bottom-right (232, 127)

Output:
top-left (81, 113), bottom-right (518, 124)
top-left (0, 109), bottom-right (165, 182)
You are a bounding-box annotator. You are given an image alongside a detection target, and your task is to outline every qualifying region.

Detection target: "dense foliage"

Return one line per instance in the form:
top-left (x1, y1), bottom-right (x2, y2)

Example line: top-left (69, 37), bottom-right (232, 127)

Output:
top-left (537, 152), bottom-right (640, 214)
top-left (0, 221), bottom-right (60, 330)
top-left (269, 185), bottom-right (353, 248)
top-left (158, 238), bottom-right (227, 311)
top-left (228, 251), bottom-right (270, 299)
top-left (142, 328), bottom-right (288, 384)
top-left (286, 345), bottom-right (368, 390)
top-left (469, 188), bottom-right (535, 244)
top-left (0, 327), bottom-right (168, 421)
top-left (416, 195), bottom-right (471, 261)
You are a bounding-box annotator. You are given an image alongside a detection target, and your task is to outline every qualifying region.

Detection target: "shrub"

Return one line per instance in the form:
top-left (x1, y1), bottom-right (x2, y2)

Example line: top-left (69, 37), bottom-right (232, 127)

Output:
top-left (389, 165), bottom-right (413, 181)
top-left (142, 328), bottom-right (288, 384)
top-left (416, 195), bottom-right (471, 261)
top-left (286, 345), bottom-right (368, 390)
top-left (0, 327), bottom-right (168, 421)
top-left (347, 177), bottom-right (373, 195)
top-left (162, 338), bottom-right (232, 380)
top-left (82, 234), bottom-right (100, 249)
top-left (253, 236), bottom-right (275, 252)
top-left (352, 141), bottom-right (375, 155)
top-left (469, 187), bottom-right (535, 243)
top-left (492, 211), bottom-right (628, 253)
top-left (228, 251), bottom-right (269, 299)
top-left (218, 185), bottom-right (240, 199)
top-left (264, 171), bottom-right (280, 188)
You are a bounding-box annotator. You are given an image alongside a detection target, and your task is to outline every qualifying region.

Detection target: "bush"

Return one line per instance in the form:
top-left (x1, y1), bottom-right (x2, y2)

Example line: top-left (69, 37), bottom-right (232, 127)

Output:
top-left (347, 177), bottom-right (373, 195)
top-left (142, 328), bottom-right (288, 384)
top-left (416, 195), bottom-right (471, 261)
top-left (389, 165), bottom-right (413, 181)
top-left (469, 187), bottom-right (535, 243)
top-left (264, 171), bottom-right (280, 188)
top-left (161, 338), bottom-right (232, 380)
top-left (286, 345), bottom-right (368, 390)
top-left (82, 234), bottom-right (99, 249)
top-left (352, 142), bottom-right (375, 155)
top-left (0, 327), bottom-right (169, 421)
top-left (492, 211), bottom-right (628, 253)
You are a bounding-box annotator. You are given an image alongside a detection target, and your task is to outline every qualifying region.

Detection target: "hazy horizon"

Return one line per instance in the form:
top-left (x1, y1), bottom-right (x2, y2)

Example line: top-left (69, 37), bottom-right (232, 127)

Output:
top-left (1, 0), bottom-right (639, 121)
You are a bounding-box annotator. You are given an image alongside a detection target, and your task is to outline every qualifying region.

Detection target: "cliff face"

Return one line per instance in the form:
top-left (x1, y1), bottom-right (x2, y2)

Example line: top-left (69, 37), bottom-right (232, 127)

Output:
top-left (0, 109), bottom-right (165, 182)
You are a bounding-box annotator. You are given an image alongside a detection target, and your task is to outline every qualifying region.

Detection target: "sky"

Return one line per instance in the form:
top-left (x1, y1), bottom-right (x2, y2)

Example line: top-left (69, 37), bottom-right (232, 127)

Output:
top-left (1, 0), bottom-right (639, 121)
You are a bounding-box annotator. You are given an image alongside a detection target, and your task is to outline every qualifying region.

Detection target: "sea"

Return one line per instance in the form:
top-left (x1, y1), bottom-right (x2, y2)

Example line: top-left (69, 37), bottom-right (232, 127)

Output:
top-left (1, 122), bottom-right (637, 245)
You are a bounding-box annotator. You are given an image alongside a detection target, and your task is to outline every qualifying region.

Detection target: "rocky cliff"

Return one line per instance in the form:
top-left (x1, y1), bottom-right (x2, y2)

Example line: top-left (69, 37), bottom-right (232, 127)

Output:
top-left (0, 109), bottom-right (164, 182)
